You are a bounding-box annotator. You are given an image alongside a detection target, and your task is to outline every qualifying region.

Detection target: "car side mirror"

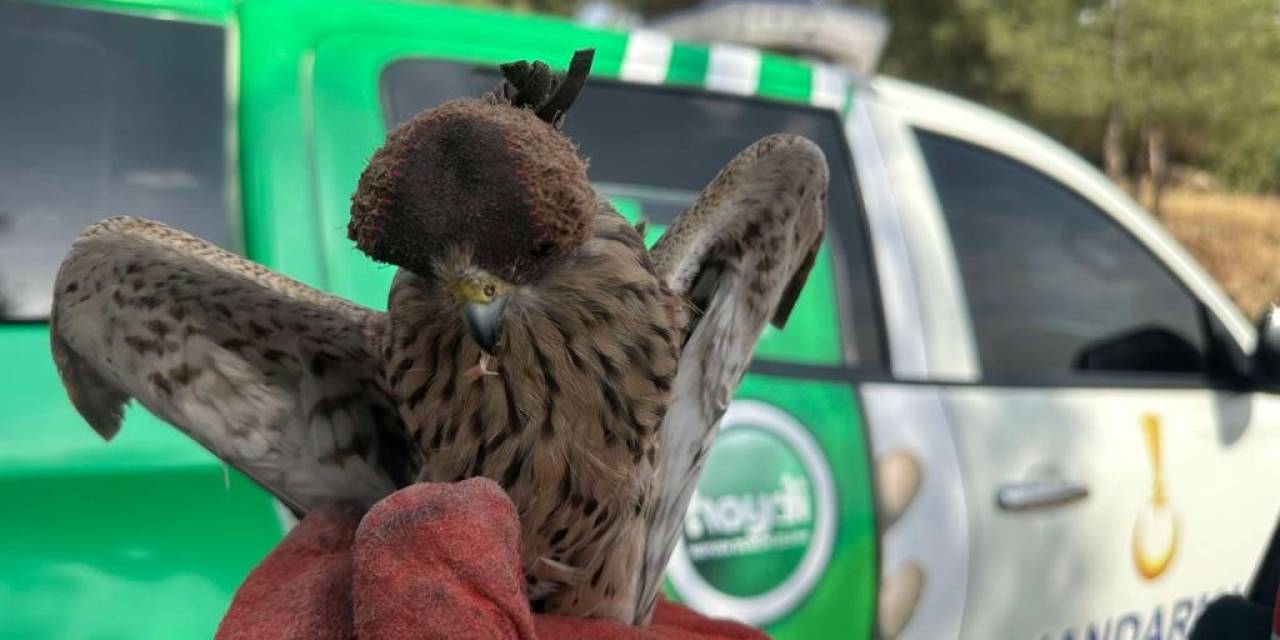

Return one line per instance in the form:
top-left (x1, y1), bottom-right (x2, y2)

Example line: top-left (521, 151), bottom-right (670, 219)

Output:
top-left (1073, 326), bottom-right (1204, 374)
top-left (1255, 305), bottom-right (1280, 388)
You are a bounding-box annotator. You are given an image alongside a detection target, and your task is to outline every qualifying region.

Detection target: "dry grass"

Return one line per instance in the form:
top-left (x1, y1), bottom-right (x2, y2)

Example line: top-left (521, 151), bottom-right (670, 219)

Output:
top-left (1152, 188), bottom-right (1280, 319)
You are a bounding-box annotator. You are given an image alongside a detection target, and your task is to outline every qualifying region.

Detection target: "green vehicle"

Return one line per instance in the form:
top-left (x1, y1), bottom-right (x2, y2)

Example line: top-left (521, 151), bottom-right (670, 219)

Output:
top-left (1, 1), bottom-right (879, 638)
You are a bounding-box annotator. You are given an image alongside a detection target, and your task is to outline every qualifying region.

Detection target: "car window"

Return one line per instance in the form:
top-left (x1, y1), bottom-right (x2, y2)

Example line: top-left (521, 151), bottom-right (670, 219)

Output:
top-left (916, 130), bottom-right (1213, 379)
top-left (381, 59), bottom-right (884, 369)
top-left (0, 2), bottom-right (229, 321)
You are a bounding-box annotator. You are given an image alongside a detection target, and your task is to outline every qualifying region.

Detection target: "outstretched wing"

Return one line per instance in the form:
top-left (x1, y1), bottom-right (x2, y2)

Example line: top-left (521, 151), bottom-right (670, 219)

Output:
top-left (634, 135), bottom-right (828, 621)
top-left (51, 216), bottom-right (413, 514)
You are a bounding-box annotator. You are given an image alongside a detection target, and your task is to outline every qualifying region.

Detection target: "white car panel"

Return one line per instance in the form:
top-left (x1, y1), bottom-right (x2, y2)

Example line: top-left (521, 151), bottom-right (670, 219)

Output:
top-left (857, 84), bottom-right (980, 381)
top-left (861, 383), bottom-right (969, 640)
top-left (942, 386), bottom-right (1280, 639)
top-left (810, 63), bottom-right (848, 110)
top-left (620, 29), bottom-right (674, 84)
top-left (846, 97), bottom-right (931, 378)
top-left (705, 43), bottom-right (760, 95)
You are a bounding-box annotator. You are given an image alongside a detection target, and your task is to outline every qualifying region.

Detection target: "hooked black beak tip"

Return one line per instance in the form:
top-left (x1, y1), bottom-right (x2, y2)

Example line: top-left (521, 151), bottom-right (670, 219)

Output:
top-left (462, 295), bottom-right (508, 354)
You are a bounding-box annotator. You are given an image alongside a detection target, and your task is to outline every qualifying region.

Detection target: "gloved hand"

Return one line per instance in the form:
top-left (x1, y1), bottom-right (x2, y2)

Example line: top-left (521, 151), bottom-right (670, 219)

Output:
top-left (215, 478), bottom-right (768, 640)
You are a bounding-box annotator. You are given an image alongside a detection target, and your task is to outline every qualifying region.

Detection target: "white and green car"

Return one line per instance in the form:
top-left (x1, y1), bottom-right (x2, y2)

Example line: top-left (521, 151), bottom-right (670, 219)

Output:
top-left (3, 1), bottom-right (1280, 638)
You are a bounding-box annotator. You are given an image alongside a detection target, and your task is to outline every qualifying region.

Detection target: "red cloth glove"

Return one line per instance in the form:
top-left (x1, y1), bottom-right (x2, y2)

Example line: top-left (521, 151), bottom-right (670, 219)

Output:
top-left (215, 478), bottom-right (768, 640)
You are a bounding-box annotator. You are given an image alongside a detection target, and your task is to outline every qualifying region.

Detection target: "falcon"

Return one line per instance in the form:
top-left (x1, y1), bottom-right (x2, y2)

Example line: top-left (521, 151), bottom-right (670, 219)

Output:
top-left (49, 49), bottom-right (828, 624)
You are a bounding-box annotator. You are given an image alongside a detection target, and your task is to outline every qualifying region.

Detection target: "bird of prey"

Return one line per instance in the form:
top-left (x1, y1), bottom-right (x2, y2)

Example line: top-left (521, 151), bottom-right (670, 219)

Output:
top-left (50, 49), bottom-right (828, 624)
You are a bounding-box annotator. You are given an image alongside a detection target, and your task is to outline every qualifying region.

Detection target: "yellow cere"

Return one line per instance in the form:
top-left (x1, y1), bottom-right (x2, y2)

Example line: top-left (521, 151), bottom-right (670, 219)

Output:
top-left (454, 276), bottom-right (505, 304)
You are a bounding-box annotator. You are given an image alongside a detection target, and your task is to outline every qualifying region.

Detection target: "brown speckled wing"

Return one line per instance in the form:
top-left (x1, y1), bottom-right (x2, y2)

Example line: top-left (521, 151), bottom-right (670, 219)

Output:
top-left (635, 135), bottom-right (829, 622)
top-left (50, 216), bottom-right (412, 514)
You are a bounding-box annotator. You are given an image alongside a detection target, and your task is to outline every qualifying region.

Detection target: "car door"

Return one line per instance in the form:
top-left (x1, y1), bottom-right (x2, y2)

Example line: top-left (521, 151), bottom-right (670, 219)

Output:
top-left (248, 3), bottom-right (886, 634)
top-left (906, 127), bottom-right (1280, 639)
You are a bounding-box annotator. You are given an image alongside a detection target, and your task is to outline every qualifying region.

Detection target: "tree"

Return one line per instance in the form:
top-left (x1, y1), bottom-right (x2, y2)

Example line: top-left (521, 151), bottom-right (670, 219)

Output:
top-left (874, 0), bottom-right (1024, 117)
top-left (868, 0), bottom-right (1280, 201)
top-left (974, 0), bottom-right (1280, 212)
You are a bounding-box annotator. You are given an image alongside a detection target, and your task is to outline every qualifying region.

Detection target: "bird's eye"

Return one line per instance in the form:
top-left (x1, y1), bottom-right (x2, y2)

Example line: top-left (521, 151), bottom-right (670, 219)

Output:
top-left (483, 283), bottom-right (496, 298)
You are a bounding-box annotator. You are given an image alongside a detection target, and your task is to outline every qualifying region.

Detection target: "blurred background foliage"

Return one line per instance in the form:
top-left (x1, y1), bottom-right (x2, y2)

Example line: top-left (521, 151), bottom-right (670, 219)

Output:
top-left (871, 0), bottom-right (1280, 207)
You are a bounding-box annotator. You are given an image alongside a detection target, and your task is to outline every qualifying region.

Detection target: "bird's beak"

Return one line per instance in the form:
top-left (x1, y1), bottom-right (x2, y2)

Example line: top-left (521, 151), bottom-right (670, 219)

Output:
top-left (462, 294), bottom-right (508, 354)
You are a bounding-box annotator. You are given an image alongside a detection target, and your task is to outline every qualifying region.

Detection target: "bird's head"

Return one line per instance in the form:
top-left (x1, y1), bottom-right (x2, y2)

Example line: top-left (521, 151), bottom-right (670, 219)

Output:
top-left (348, 50), bottom-right (596, 354)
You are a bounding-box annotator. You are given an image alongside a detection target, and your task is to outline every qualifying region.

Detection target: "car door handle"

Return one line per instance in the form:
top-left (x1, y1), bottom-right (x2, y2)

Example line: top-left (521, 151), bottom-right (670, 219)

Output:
top-left (996, 480), bottom-right (1089, 512)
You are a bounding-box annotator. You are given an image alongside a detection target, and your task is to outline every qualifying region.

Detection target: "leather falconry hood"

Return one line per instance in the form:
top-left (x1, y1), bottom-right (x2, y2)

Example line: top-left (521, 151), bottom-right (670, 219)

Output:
top-left (348, 49), bottom-right (598, 284)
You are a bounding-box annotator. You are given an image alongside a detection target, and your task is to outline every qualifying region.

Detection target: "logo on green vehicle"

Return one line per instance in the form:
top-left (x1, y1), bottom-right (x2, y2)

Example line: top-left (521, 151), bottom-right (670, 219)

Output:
top-left (668, 400), bottom-right (836, 626)
top-left (683, 435), bottom-right (814, 595)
